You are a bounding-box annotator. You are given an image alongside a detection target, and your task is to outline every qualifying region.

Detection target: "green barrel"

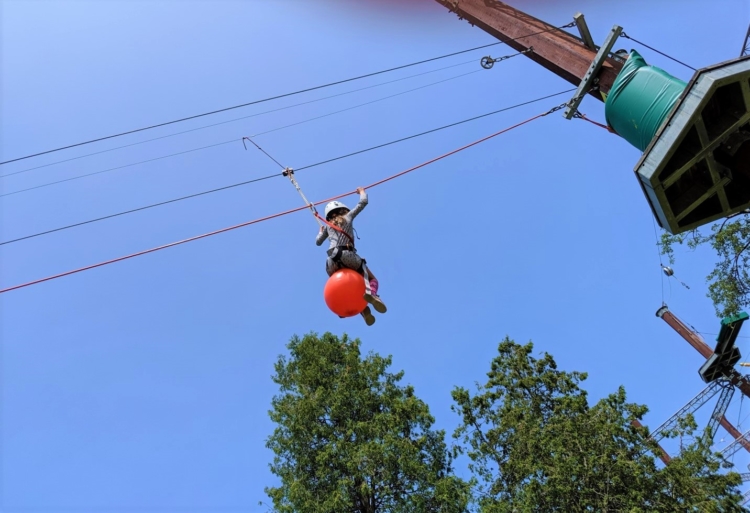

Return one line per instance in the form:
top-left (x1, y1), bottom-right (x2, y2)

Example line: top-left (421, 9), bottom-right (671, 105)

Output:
top-left (604, 50), bottom-right (687, 151)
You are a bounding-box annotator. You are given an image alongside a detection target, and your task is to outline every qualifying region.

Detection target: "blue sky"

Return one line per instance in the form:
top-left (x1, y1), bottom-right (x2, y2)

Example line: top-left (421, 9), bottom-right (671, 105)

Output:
top-left (1, 0), bottom-right (750, 510)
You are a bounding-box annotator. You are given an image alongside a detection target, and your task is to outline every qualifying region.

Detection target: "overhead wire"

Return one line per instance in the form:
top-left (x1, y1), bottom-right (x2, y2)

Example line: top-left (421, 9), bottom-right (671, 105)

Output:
top-left (0, 88), bottom-right (575, 247)
top-left (242, 137), bottom-right (285, 170)
top-left (0, 68), bottom-right (483, 198)
top-left (246, 69), bottom-right (483, 139)
top-left (0, 104), bottom-right (562, 294)
top-left (0, 22), bottom-right (575, 166)
top-left (1, 57), bottom-right (481, 179)
top-left (295, 88), bottom-right (574, 172)
top-left (620, 32), bottom-right (697, 71)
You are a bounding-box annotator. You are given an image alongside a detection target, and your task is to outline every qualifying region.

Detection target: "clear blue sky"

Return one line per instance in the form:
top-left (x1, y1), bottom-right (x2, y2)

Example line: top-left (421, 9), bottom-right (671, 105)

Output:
top-left (1, 0), bottom-right (749, 510)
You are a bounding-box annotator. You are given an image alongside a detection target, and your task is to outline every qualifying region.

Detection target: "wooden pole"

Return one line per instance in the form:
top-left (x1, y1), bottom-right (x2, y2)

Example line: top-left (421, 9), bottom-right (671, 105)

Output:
top-left (432, 0), bottom-right (623, 97)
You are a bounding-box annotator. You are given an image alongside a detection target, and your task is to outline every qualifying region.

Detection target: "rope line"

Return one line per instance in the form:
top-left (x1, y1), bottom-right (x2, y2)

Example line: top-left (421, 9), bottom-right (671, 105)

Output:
top-left (621, 32), bottom-right (697, 71)
top-left (573, 112), bottom-right (616, 133)
top-left (0, 89), bottom-right (574, 247)
top-left (0, 23), bottom-right (574, 166)
top-left (0, 107), bottom-right (555, 294)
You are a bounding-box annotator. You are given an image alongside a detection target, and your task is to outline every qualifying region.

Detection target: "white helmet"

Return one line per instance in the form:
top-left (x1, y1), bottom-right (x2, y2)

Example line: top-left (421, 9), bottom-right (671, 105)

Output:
top-left (324, 201), bottom-right (349, 219)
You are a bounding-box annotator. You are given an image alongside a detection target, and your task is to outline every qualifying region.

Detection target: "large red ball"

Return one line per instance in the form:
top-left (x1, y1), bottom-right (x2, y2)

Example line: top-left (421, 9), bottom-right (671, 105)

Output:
top-left (324, 268), bottom-right (367, 317)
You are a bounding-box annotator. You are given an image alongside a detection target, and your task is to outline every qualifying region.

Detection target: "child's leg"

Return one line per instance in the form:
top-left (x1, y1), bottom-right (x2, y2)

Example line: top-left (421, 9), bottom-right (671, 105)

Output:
top-left (360, 264), bottom-right (386, 314)
top-left (337, 251), bottom-right (386, 314)
top-left (364, 267), bottom-right (379, 296)
top-left (360, 306), bottom-right (375, 326)
top-left (326, 257), bottom-right (339, 277)
top-left (326, 258), bottom-right (347, 318)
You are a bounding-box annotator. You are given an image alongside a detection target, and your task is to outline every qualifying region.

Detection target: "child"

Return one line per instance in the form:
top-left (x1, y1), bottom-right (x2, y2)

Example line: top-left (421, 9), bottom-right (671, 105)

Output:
top-left (316, 187), bottom-right (386, 326)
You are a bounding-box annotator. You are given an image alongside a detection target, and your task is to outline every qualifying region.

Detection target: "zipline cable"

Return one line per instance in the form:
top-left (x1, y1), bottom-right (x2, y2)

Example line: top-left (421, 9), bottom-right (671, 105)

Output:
top-left (1, 57), bottom-right (481, 179)
top-left (0, 105), bottom-right (562, 294)
top-left (620, 32), bottom-right (697, 71)
top-left (0, 68), bottom-right (482, 198)
top-left (295, 88), bottom-right (575, 172)
top-left (0, 89), bottom-right (575, 247)
top-left (0, 22), bottom-right (575, 166)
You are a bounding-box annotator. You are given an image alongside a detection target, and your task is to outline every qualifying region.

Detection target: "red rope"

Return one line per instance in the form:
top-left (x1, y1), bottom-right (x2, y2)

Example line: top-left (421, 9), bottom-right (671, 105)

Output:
top-left (1, 111), bottom-right (548, 294)
top-left (577, 113), bottom-right (616, 134)
top-left (314, 212), bottom-right (355, 245)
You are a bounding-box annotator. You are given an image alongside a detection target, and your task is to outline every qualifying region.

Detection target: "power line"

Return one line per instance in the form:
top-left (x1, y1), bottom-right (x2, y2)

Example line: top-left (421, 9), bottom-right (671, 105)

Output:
top-left (0, 23), bottom-right (574, 166)
top-left (0, 106), bottom-right (558, 294)
top-left (0, 68), bottom-right (482, 198)
top-left (0, 89), bottom-right (574, 247)
top-left (1, 57), bottom-right (480, 180)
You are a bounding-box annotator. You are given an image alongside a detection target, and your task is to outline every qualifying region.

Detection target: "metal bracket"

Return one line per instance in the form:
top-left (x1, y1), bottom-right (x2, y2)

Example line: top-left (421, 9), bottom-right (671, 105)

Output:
top-left (573, 13), bottom-right (596, 50)
top-left (563, 24), bottom-right (622, 120)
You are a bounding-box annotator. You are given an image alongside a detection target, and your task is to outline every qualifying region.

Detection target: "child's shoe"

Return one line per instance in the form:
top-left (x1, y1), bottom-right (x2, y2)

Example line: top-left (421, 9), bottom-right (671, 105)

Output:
top-left (360, 306), bottom-right (376, 326)
top-left (364, 293), bottom-right (387, 314)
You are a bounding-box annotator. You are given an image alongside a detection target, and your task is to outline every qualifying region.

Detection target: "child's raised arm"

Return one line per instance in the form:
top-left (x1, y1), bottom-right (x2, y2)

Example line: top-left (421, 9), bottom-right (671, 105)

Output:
top-left (346, 187), bottom-right (368, 221)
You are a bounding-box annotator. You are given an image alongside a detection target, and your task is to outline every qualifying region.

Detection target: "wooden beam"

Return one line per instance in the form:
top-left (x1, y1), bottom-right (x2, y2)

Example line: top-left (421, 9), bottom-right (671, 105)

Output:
top-left (432, 0), bottom-right (623, 97)
top-left (720, 416), bottom-right (750, 455)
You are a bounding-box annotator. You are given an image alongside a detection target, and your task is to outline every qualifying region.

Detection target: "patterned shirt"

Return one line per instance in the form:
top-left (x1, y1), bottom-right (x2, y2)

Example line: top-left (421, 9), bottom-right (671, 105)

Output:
top-left (316, 190), bottom-right (368, 250)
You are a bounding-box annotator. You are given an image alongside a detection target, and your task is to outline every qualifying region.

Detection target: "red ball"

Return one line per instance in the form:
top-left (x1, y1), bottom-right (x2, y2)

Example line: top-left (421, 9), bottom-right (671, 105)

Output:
top-left (324, 268), bottom-right (367, 317)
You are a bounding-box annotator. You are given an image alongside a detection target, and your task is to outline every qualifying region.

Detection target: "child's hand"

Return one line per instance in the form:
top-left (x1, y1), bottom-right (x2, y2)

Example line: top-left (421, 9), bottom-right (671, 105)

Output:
top-left (319, 226), bottom-right (325, 232)
top-left (356, 187), bottom-right (365, 194)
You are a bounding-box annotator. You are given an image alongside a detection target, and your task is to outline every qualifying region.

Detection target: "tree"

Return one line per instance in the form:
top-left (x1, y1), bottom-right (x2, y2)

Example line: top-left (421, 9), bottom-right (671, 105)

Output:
top-left (265, 332), bottom-right (470, 513)
top-left (660, 212), bottom-right (750, 317)
top-left (451, 338), bottom-right (745, 512)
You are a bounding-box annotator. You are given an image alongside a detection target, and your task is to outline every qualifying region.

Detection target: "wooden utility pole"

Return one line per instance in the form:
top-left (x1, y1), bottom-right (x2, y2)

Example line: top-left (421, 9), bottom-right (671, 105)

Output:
top-left (657, 305), bottom-right (750, 398)
top-left (432, 0), bottom-right (623, 98)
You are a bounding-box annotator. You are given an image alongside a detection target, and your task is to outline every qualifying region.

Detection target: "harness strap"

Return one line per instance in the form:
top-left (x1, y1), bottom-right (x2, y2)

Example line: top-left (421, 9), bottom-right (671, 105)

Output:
top-left (362, 261), bottom-right (371, 295)
top-left (315, 212), bottom-right (355, 245)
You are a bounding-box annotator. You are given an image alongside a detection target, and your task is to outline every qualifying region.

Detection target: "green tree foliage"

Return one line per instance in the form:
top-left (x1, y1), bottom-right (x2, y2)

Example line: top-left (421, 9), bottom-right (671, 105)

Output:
top-left (660, 213), bottom-right (750, 317)
top-left (265, 332), bottom-right (470, 513)
top-left (451, 338), bottom-right (745, 512)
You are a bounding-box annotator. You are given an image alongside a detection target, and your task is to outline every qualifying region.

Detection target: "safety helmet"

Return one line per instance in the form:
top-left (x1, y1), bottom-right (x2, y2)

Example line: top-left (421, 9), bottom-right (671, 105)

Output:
top-left (325, 201), bottom-right (349, 220)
